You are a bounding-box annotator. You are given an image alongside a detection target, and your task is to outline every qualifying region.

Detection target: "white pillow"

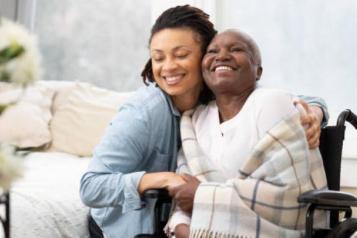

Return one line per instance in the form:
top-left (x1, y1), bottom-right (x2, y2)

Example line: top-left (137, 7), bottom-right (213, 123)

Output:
top-left (49, 82), bottom-right (132, 157)
top-left (0, 84), bottom-right (54, 148)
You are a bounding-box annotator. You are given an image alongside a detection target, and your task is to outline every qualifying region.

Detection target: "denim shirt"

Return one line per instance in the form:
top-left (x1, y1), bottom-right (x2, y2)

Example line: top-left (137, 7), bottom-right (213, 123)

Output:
top-left (80, 83), bottom-right (180, 238)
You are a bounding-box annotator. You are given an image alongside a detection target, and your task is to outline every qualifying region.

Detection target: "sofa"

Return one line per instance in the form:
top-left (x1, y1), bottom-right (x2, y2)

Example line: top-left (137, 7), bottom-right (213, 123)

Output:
top-left (0, 80), bottom-right (133, 238)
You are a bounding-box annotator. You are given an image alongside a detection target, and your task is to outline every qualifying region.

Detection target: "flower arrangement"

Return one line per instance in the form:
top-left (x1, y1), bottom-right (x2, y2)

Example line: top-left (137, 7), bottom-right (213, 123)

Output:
top-left (0, 18), bottom-right (41, 190)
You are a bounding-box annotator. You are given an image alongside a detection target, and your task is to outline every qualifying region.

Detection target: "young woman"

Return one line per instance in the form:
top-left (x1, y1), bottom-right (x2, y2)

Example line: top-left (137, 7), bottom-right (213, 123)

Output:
top-left (80, 5), bottom-right (327, 238)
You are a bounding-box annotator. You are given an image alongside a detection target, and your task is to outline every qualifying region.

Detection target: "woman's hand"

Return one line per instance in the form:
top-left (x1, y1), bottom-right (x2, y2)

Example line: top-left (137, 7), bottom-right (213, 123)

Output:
top-left (138, 172), bottom-right (186, 194)
top-left (168, 174), bottom-right (200, 214)
top-left (174, 224), bottom-right (190, 238)
top-left (294, 99), bottom-right (324, 149)
top-left (165, 173), bottom-right (187, 190)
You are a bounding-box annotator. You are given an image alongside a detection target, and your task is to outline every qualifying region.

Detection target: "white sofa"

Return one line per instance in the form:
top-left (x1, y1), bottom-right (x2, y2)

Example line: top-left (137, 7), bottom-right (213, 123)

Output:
top-left (0, 81), bottom-right (133, 238)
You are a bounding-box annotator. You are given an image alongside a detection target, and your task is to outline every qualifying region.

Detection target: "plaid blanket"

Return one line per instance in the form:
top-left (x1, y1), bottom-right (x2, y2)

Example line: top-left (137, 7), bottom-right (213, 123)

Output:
top-left (178, 110), bottom-right (327, 238)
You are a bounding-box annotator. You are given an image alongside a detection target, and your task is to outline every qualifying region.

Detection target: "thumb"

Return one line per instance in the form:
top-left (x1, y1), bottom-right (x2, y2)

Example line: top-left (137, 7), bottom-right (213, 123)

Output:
top-left (182, 173), bottom-right (194, 182)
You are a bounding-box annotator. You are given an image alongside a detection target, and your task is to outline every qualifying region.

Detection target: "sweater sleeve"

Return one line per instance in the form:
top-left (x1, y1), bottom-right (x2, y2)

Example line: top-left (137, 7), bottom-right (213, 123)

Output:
top-left (80, 105), bottom-right (149, 213)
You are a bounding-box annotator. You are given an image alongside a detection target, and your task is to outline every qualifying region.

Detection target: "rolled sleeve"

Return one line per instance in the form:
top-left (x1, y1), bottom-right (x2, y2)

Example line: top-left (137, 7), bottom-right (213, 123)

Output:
top-left (122, 171), bottom-right (146, 213)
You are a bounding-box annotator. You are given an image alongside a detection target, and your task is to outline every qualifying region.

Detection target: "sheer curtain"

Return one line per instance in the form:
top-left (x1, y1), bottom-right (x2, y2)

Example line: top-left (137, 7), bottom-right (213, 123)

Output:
top-left (25, 0), bottom-right (152, 92)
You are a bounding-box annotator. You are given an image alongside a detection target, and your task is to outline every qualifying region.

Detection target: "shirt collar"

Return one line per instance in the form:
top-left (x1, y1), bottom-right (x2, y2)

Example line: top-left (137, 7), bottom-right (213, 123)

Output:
top-left (164, 91), bottom-right (181, 117)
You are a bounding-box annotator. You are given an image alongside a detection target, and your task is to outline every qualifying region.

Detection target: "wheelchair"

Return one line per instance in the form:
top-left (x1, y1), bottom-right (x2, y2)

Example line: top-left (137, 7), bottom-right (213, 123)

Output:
top-left (137, 109), bottom-right (357, 238)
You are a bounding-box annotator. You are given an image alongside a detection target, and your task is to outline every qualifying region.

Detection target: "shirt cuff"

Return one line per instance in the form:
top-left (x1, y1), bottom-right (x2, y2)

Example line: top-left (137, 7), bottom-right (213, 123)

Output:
top-left (122, 171), bottom-right (146, 213)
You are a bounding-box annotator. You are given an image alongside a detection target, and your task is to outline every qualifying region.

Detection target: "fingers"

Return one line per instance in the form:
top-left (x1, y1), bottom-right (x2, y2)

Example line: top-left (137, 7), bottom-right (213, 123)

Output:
top-left (294, 99), bottom-right (309, 115)
top-left (293, 98), bottom-right (309, 109)
top-left (304, 117), bottom-right (321, 149)
top-left (307, 129), bottom-right (320, 149)
top-left (181, 174), bottom-right (194, 182)
top-left (168, 181), bottom-right (186, 196)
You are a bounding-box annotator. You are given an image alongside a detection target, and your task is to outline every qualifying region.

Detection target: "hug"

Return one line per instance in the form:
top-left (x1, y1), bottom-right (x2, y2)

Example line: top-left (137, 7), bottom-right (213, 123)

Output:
top-left (80, 5), bottom-right (330, 238)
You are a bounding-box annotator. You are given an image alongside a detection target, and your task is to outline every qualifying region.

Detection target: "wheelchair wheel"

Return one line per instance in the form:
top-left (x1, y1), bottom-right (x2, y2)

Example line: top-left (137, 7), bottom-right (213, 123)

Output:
top-left (326, 218), bottom-right (357, 238)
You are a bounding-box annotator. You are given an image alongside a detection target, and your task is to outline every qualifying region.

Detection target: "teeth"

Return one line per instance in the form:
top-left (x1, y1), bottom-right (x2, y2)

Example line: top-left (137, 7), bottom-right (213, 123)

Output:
top-left (164, 75), bottom-right (183, 85)
top-left (215, 66), bottom-right (233, 72)
top-left (165, 75), bottom-right (181, 82)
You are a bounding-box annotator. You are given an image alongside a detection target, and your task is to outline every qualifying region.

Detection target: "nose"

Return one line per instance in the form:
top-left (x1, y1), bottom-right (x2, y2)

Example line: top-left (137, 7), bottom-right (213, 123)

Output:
top-left (216, 49), bottom-right (230, 61)
top-left (162, 57), bottom-right (178, 72)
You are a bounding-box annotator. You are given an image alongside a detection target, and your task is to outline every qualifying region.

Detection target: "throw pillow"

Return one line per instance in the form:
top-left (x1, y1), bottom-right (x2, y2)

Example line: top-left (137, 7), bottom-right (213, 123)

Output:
top-left (49, 82), bottom-right (132, 157)
top-left (0, 84), bottom-right (54, 148)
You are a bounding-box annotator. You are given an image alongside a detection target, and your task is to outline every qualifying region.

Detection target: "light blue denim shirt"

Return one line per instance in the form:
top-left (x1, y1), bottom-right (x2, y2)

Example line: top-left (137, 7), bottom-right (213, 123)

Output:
top-left (80, 83), bottom-right (180, 238)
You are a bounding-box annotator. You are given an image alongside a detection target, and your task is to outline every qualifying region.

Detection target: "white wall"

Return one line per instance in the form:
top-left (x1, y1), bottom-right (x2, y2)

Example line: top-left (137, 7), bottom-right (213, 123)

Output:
top-left (216, 0), bottom-right (357, 115)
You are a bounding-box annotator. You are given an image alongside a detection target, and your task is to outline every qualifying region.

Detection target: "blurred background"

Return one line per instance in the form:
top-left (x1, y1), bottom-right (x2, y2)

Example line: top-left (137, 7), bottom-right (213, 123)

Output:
top-left (1, 0), bottom-right (356, 115)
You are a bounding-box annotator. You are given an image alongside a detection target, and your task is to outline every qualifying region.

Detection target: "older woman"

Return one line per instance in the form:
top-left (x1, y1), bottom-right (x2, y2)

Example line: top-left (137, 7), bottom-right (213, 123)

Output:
top-left (168, 29), bottom-right (327, 238)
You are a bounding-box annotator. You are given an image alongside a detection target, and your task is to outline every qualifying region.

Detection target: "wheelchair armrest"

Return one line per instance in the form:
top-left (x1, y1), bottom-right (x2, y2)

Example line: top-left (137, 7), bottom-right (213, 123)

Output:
top-left (142, 189), bottom-right (171, 200)
top-left (298, 189), bottom-right (357, 207)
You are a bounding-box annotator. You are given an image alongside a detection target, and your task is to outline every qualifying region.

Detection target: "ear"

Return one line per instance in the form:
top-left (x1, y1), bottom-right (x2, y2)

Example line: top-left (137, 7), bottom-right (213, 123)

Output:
top-left (256, 66), bottom-right (263, 81)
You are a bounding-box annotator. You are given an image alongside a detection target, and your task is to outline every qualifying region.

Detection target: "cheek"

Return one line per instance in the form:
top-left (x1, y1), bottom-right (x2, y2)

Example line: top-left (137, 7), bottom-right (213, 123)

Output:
top-left (202, 56), bottom-right (212, 70)
top-left (151, 62), bottom-right (160, 79)
top-left (201, 57), bottom-right (212, 77)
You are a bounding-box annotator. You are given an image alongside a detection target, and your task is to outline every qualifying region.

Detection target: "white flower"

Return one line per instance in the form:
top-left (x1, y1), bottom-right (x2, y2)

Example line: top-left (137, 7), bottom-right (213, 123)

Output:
top-left (0, 18), bottom-right (41, 86)
top-left (0, 144), bottom-right (23, 190)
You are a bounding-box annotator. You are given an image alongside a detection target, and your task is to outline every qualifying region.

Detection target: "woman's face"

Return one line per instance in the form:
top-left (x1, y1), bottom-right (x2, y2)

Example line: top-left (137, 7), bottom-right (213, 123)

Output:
top-left (202, 31), bottom-right (262, 95)
top-left (150, 28), bottom-right (203, 100)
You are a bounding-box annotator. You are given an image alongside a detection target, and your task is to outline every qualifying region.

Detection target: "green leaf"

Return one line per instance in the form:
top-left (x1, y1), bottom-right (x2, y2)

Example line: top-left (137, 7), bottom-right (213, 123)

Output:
top-left (0, 104), bottom-right (8, 115)
top-left (0, 43), bottom-right (25, 65)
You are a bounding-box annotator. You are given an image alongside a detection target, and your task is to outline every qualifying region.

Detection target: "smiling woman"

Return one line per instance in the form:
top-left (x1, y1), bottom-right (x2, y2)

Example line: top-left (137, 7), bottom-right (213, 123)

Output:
top-left (150, 28), bottom-right (203, 112)
top-left (79, 5), bottom-right (218, 238)
top-left (167, 29), bottom-right (327, 238)
top-left (202, 30), bottom-right (262, 106)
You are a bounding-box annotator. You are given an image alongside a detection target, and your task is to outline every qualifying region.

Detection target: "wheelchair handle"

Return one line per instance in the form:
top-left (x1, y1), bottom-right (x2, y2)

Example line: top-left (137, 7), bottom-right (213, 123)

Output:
top-left (337, 109), bottom-right (357, 129)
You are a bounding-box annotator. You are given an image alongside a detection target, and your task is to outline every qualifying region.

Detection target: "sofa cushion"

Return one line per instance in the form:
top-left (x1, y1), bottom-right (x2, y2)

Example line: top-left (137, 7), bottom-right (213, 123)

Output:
top-left (49, 82), bottom-right (132, 157)
top-left (0, 84), bottom-right (54, 148)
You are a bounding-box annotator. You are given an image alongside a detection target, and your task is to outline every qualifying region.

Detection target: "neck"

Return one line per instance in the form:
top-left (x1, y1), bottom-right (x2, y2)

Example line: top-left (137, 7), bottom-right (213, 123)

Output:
top-left (171, 91), bottom-right (200, 113)
top-left (215, 86), bottom-right (255, 123)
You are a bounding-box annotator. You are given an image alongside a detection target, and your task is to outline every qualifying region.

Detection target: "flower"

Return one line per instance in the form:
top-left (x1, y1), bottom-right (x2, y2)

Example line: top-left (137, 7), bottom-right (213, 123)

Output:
top-left (0, 18), bottom-right (41, 86)
top-left (0, 18), bottom-right (40, 189)
top-left (0, 144), bottom-right (23, 190)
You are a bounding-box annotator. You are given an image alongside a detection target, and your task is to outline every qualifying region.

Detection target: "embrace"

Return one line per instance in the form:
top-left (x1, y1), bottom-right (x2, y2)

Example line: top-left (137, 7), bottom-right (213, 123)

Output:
top-left (80, 5), bottom-right (328, 238)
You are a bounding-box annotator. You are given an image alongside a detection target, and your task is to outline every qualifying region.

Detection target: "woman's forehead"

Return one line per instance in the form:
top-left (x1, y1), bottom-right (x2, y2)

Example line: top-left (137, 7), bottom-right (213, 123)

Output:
top-left (210, 31), bottom-right (248, 46)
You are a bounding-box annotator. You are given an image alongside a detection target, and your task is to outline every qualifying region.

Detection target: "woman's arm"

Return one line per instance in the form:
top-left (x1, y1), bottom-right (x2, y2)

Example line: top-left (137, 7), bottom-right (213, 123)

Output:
top-left (80, 103), bottom-right (186, 213)
top-left (79, 106), bottom-right (148, 212)
top-left (138, 172), bottom-right (186, 194)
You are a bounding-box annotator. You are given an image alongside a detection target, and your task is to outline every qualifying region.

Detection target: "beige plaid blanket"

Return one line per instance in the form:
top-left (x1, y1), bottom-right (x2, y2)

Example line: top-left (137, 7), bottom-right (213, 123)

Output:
top-left (178, 110), bottom-right (327, 238)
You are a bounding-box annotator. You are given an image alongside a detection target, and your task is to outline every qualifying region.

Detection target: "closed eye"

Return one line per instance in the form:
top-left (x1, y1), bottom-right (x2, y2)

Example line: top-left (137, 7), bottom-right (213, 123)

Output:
top-left (206, 48), bottom-right (218, 54)
top-left (231, 47), bottom-right (243, 52)
top-left (152, 56), bottom-right (164, 62)
top-left (176, 54), bottom-right (189, 59)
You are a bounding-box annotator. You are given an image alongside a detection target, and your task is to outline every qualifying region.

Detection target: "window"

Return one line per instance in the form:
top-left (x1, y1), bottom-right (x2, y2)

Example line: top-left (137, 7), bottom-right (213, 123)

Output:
top-left (32, 0), bottom-right (152, 91)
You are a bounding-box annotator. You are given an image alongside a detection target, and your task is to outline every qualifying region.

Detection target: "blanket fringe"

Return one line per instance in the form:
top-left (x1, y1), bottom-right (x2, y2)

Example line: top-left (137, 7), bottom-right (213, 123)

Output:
top-left (190, 229), bottom-right (253, 238)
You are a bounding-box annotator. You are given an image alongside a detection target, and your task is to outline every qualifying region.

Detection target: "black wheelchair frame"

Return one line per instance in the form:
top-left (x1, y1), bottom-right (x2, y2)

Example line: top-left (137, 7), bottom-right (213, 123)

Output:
top-left (138, 109), bottom-right (357, 238)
